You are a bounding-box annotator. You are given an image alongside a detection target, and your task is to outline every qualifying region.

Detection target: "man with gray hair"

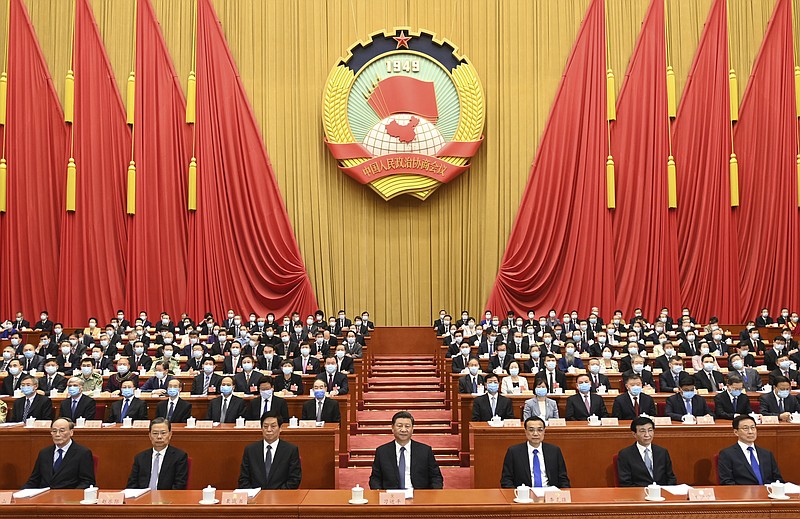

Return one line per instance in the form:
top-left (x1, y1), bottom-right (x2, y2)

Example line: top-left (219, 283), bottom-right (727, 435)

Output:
top-left (59, 377), bottom-right (97, 420)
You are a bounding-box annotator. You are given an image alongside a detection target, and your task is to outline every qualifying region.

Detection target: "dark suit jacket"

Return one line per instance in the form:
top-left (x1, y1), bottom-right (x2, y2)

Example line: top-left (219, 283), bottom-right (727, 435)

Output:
top-left (191, 372), bottom-right (223, 395)
top-left (292, 356), bottom-right (321, 375)
top-left (140, 375), bottom-right (175, 392)
top-left (622, 369), bottom-right (655, 388)
top-left (664, 393), bottom-right (711, 421)
top-left (659, 370), bottom-right (692, 393)
top-left (565, 393), bottom-right (609, 421)
top-left (718, 443), bottom-right (782, 485)
top-left (713, 391), bottom-right (753, 419)
top-left (155, 398), bottom-right (193, 423)
top-left (471, 393), bottom-right (515, 421)
top-left (617, 443), bottom-right (677, 486)
top-left (59, 395), bottom-right (96, 420)
top-left (106, 397), bottom-right (149, 423)
top-left (257, 354), bottom-right (284, 374)
top-left (760, 392), bottom-right (800, 416)
top-left (301, 397), bottom-right (341, 423)
top-left (458, 374), bottom-right (486, 394)
top-left (587, 372), bottom-right (610, 392)
top-left (489, 355), bottom-right (514, 372)
top-left (315, 371), bottom-right (349, 394)
top-left (247, 396), bottom-right (289, 422)
top-left (11, 394), bottom-right (54, 422)
top-left (335, 355), bottom-right (355, 374)
top-left (695, 369), bottom-right (725, 392)
top-left (368, 439), bottom-right (443, 489)
top-left (500, 442), bottom-right (570, 488)
top-left (24, 442), bottom-right (95, 489)
top-left (206, 395), bottom-right (247, 423)
top-left (238, 439), bottom-right (301, 489)
top-left (768, 368), bottom-right (800, 387)
top-left (2, 374), bottom-right (21, 395)
top-left (130, 354), bottom-right (153, 372)
top-left (611, 393), bottom-right (656, 420)
top-left (126, 446), bottom-right (189, 489)
top-left (451, 354), bottom-right (477, 373)
top-left (535, 369), bottom-right (567, 392)
top-left (233, 370), bottom-right (264, 395)
top-left (21, 354), bottom-right (45, 373)
top-left (274, 374), bottom-right (304, 395)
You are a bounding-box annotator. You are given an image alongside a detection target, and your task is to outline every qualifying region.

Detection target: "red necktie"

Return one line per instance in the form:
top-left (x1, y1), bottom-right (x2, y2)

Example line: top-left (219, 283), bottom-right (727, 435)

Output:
top-left (633, 396), bottom-right (640, 416)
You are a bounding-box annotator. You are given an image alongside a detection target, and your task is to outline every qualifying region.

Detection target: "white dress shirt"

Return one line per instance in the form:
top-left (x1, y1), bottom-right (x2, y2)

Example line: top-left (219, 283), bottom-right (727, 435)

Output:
top-left (528, 442), bottom-right (549, 486)
top-left (395, 441), bottom-right (412, 489)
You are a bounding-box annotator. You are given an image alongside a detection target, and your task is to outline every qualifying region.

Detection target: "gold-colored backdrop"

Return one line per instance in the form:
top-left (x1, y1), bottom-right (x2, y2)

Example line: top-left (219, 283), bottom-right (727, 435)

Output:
top-left (4, 0), bottom-right (787, 324)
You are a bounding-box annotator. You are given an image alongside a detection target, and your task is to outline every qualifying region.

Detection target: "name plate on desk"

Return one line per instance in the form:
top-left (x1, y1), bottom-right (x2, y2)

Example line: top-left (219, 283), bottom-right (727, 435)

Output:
top-left (0, 492), bottom-right (13, 504)
top-left (132, 420), bottom-right (150, 429)
top-left (600, 418), bottom-right (619, 426)
top-left (503, 419), bottom-right (522, 427)
top-left (97, 491), bottom-right (125, 505)
top-left (379, 491), bottom-right (406, 505)
top-left (84, 420), bottom-right (103, 429)
top-left (688, 488), bottom-right (716, 501)
top-left (547, 418), bottom-right (566, 427)
top-left (696, 389), bottom-right (709, 395)
top-left (32, 420), bottom-right (52, 429)
top-left (221, 492), bottom-right (248, 505)
top-left (544, 490), bottom-right (571, 503)
top-left (696, 415), bottom-right (715, 425)
top-left (761, 415), bottom-right (780, 424)
top-left (195, 420), bottom-right (214, 429)
top-left (299, 420), bottom-right (318, 428)
top-left (245, 420), bottom-right (261, 429)
top-left (653, 417), bottom-right (672, 426)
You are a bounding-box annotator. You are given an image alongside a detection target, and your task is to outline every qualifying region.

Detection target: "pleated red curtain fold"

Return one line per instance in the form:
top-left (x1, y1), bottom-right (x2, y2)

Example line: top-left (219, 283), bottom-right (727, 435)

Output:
top-left (187, 0), bottom-right (318, 318)
top-left (733, 0), bottom-right (800, 318)
top-left (486, 0), bottom-right (614, 317)
top-left (124, 0), bottom-right (191, 319)
top-left (56, 0), bottom-right (129, 325)
top-left (609, 0), bottom-right (680, 318)
top-left (672, 0), bottom-right (741, 322)
top-left (0, 0), bottom-right (68, 320)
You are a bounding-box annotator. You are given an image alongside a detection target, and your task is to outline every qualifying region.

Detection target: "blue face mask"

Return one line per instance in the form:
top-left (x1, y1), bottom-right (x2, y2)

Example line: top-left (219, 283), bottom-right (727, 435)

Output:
top-left (220, 385), bottom-right (233, 395)
top-left (166, 387), bottom-right (180, 398)
top-left (486, 382), bottom-right (499, 394)
top-left (629, 385), bottom-right (642, 397)
top-left (20, 385), bottom-right (34, 396)
top-left (121, 387), bottom-right (135, 398)
top-left (67, 386), bottom-right (81, 397)
top-left (23, 351), bottom-right (34, 359)
top-left (535, 387), bottom-right (548, 397)
top-left (777, 389), bottom-right (791, 399)
top-left (682, 390), bottom-right (695, 400)
top-left (325, 364), bottom-right (337, 374)
top-left (729, 389), bottom-right (742, 398)
top-left (314, 389), bottom-right (326, 400)
top-left (578, 382), bottom-right (591, 394)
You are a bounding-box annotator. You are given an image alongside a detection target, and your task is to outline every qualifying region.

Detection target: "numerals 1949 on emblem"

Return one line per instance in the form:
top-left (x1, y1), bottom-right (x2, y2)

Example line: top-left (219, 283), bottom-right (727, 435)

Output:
top-left (385, 60), bottom-right (420, 73)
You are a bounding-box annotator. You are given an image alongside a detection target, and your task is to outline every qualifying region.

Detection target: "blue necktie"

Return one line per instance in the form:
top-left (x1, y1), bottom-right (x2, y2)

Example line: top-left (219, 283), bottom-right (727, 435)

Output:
top-left (733, 395), bottom-right (738, 412)
top-left (53, 448), bottom-right (64, 472)
top-left (472, 377), bottom-right (477, 393)
top-left (120, 399), bottom-right (130, 422)
top-left (748, 446), bottom-right (763, 484)
top-left (685, 398), bottom-right (692, 416)
top-left (398, 446), bottom-right (406, 489)
top-left (167, 401), bottom-right (175, 420)
top-left (71, 399), bottom-right (78, 419)
top-left (532, 448), bottom-right (542, 487)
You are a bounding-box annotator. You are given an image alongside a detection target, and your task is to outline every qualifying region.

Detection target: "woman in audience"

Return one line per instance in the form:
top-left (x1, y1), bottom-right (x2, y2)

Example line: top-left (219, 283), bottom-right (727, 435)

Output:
top-left (522, 379), bottom-right (558, 420)
top-left (500, 361), bottom-right (528, 395)
top-left (599, 346), bottom-right (619, 373)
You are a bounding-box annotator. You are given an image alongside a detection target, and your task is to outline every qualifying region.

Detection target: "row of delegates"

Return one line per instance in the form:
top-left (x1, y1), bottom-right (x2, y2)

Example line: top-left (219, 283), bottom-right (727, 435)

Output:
top-left (499, 414), bottom-right (782, 489)
top-left (467, 370), bottom-right (800, 424)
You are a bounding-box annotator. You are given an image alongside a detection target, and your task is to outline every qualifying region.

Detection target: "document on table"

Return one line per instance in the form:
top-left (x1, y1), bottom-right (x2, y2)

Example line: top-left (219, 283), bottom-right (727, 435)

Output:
top-left (661, 484), bottom-right (693, 495)
top-left (531, 486), bottom-right (561, 497)
top-left (782, 482), bottom-right (800, 494)
top-left (232, 488), bottom-right (261, 499)
top-left (123, 488), bottom-right (151, 499)
top-left (13, 488), bottom-right (50, 498)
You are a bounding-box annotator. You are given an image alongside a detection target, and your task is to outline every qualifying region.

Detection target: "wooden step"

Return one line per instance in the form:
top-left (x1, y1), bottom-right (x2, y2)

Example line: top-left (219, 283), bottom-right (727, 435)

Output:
top-left (362, 401), bottom-right (447, 411)
top-left (357, 410), bottom-right (452, 423)
top-left (363, 391), bottom-right (445, 402)
top-left (349, 434), bottom-right (460, 453)
top-left (348, 454), bottom-right (462, 467)
top-left (356, 424), bottom-right (453, 434)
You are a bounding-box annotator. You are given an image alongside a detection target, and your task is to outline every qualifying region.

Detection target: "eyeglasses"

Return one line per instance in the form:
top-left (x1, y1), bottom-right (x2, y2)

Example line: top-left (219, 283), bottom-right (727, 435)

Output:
top-left (736, 426), bottom-right (757, 432)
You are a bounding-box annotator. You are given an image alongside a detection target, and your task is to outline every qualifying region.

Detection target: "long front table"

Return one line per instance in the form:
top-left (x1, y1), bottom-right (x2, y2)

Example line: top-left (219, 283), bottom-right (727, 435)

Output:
top-left (0, 424), bottom-right (338, 490)
top-left (470, 421), bottom-right (800, 489)
top-left (0, 487), bottom-right (798, 519)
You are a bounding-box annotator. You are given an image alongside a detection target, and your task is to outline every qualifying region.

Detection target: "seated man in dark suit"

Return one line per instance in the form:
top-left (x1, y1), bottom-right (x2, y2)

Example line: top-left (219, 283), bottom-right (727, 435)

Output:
top-left (565, 374), bottom-right (609, 421)
top-left (191, 357), bottom-right (223, 396)
top-left (233, 356), bottom-right (264, 395)
top-left (451, 344), bottom-right (477, 374)
top-left (664, 375), bottom-right (712, 421)
top-left (586, 359), bottom-right (610, 392)
top-left (500, 416), bottom-right (570, 488)
top-left (126, 417), bottom-right (189, 489)
top-left (301, 379), bottom-right (341, 423)
top-left (257, 344), bottom-right (283, 374)
top-left (23, 417), bottom-right (95, 489)
top-left (20, 343), bottom-right (45, 374)
top-left (332, 345), bottom-right (355, 374)
top-left (488, 343), bottom-right (514, 373)
top-left (652, 342), bottom-right (678, 373)
top-left (155, 379), bottom-right (193, 423)
top-left (718, 415), bottom-right (783, 485)
top-left (611, 374), bottom-right (656, 420)
top-left (140, 362), bottom-right (175, 396)
top-left (616, 416), bottom-right (677, 487)
top-left (759, 375), bottom-right (800, 421)
top-left (768, 354), bottom-right (800, 387)
top-left (458, 359), bottom-right (485, 394)
top-left (238, 412), bottom-right (301, 489)
top-left (714, 374), bottom-right (752, 420)
top-left (12, 375), bottom-right (54, 422)
top-left (369, 411), bottom-right (443, 490)
top-left (535, 355), bottom-right (567, 393)
top-left (316, 357), bottom-right (349, 395)
top-left (248, 378), bottom-right (289, 423)
top-left (659, 356), bottom-right (692, 393)
top-left (695, 354), bottom-right (725, 393)
top-left (59, 377), bottom-right (97, 421)
top-left (292, 345), bottom-right (321, 375)
top-left (2, 359), bottom-right (23, 395)
top-left (621, 356), bottom-right (655, 389)
top-left (106, 379), bottom-right (148, 423)
top-left (207, 376), bottom-right (246, 423)
top-left (471, 374), bottom-right (515, 421)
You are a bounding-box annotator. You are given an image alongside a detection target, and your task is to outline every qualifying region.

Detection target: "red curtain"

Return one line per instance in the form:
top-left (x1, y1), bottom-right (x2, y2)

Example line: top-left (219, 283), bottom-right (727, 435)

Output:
top-left (733, 0), bottom-right (800, 318)
top-left (124, 0), bottom-right (191, 319)
top-left (187, 0), bottom-right (318, 318)
top-left (609, 0), bottom-right (680, 319)
top-left (0, 0), bottom-right (68, 320)
top-left (671, 0), bottom-right (740, 322)
top-left (56, 0), bottom-right (129, 325)
top-left (486, 0), bottom-right (615, 317)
